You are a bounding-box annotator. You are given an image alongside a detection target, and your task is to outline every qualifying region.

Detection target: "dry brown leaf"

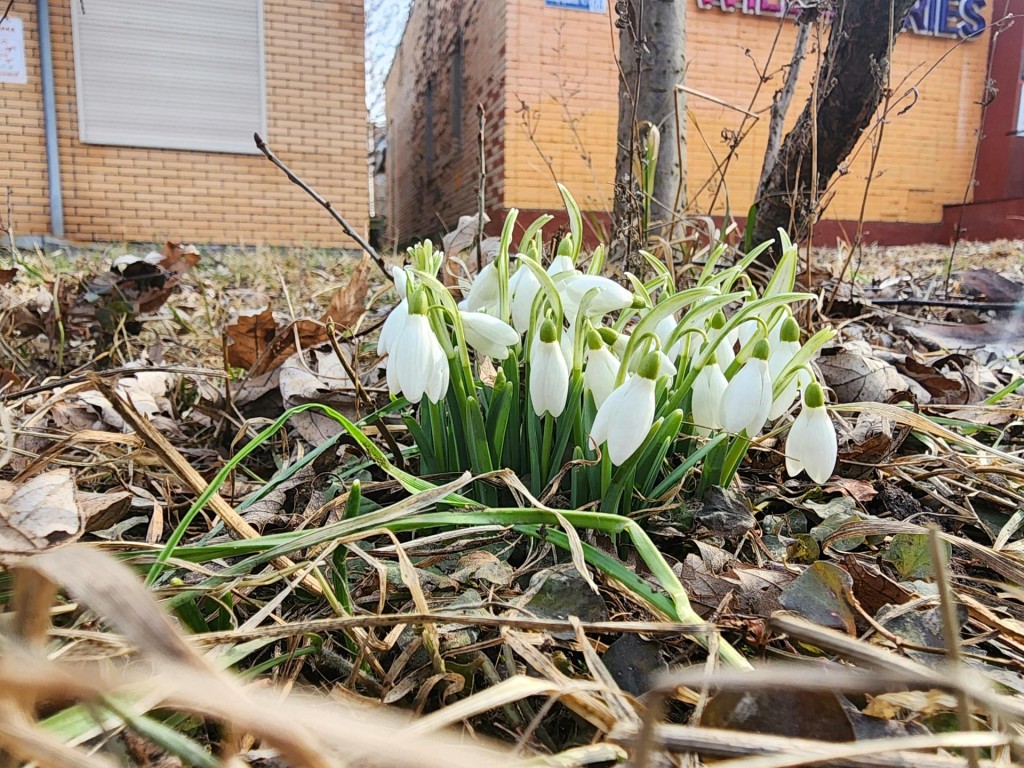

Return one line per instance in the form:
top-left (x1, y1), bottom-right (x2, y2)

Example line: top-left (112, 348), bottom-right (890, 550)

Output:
top-left (225, 309), bottom-right (326, 374)
top-left (864, 690), bottom-right (960, 719)
top-left (80, 490), bottom-right (134, 533)
top-left (819, 351), bottom-right (912, 404)
top-left (0, 469), bottom-right (84, 558)
top-left (322, 254), bottom-right (372, 330)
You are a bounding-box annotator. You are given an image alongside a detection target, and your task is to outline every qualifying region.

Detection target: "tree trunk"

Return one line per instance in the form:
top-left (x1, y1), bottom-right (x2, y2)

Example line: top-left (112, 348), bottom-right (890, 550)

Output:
top-left (751, 0), bottom-right (918, 259)
top-left (611, 0), bottom-right (686, 266)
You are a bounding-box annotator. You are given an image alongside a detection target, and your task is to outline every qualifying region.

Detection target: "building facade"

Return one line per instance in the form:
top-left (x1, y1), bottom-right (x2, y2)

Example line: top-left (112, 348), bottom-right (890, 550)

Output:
top-left (1, 0), bottom-right (368, 247)
top-left (386, 0), bottom-right (1023, 246)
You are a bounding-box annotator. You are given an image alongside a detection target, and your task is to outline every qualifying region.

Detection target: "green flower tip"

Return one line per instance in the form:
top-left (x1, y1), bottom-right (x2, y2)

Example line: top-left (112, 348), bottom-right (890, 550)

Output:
top-left (408, 286), bottom-right (428, 315)
top-left (557, 235), bottom-right (574, 257)
top-left (804, 381), bottom-right (825, 409)
top-left (597, 326), bottom-right (619, 346)
top-left (711, 311), bottom-right (727, 330)
top-left (781, 316), bottom-right (801, 343)
top-left (637, 350), bottom-right (661, 380)
top-left (493, 368), bottom-right (507, 388)
top-left (752, 339), bottom-right (771, 361)
top-left (586, 329), bottom-right (603, 351)
top-left (539, 317), bottom-right (558, 344)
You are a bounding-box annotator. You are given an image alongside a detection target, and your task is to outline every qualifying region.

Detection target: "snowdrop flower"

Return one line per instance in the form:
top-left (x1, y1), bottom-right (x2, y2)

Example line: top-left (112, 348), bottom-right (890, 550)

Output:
top-left (785, 381), bottom-right (837, 484)
top-left (458, 261), bottom-right (500, 313)
top-left (561, 275), bottom-right (634, 321)
top-left (460, 311), bottom-right (519, 360)
top-left (387, 288), bottom-right (450, 404)
top-left (768, 315), bottom-right (804, 419)
top-left (707, 311), bottom-right (736, 370)
top-left (655, 315), bottom-right (686, 361)
top-left (720, 339), bottom-right (773, 436)
top-left (590, 350), bottom-right (660, 465)
top-left (377, 266), bottom-right (411, 356)
top-left (509, 265), bottom-right (541, 334)
top-left (582, 330), bottom-right (620, 408)
top-left (691, 357), bottom-right (728, 436)
top-left (547, 254), bottom-right (576, 276)
top-left (530, 318), bottom-right (569, 418)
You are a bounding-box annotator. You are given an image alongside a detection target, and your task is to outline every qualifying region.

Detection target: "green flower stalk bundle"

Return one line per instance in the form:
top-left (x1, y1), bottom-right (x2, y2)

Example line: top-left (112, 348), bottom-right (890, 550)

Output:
top-left (378, 187), bottom-right (838, 512)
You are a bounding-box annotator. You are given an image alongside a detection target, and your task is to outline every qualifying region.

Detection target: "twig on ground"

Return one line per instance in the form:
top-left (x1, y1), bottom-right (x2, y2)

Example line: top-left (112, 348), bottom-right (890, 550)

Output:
top-left (253, 133), bottom-right (392, 284)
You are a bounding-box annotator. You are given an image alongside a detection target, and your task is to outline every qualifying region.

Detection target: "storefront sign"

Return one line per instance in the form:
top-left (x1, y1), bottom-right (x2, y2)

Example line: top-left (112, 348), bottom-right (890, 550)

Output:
top-left (695, 0), bottom-right (987, 40)
top-left (545, 0), bottom-right (608, 11)
top-left (0, 17), bottom-right (28, 84)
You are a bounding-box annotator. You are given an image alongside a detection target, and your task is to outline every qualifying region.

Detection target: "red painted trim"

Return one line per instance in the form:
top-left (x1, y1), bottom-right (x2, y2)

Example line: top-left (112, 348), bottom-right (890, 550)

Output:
top-left (942, 197), bottom-right (1024, 240)
top-left (976, 0), bottom-right (1024, 202)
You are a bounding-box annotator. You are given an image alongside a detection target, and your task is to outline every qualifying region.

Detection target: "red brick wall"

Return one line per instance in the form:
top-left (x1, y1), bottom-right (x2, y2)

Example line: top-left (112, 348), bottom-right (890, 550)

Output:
top-left (385, 0), bottom-right (507, 245)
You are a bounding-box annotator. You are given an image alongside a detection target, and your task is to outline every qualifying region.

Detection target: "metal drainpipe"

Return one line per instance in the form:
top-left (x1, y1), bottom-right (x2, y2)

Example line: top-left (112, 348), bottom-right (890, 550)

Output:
top-left (37, 0), bottom-right (64, 238)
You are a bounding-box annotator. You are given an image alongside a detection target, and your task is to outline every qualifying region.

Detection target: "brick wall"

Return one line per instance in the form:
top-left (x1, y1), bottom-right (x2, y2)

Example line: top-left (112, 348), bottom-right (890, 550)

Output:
top-left (0, 0), bottom-right (368, 246)
top-left (502, 1), bottom-right (993, 229)
top-left (385, 0), bottom-right (507, 244)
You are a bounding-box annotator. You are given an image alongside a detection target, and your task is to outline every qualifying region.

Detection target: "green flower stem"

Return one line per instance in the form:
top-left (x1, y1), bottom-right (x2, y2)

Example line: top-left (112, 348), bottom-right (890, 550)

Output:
top-left (540, 413), bottom-right (555, 488)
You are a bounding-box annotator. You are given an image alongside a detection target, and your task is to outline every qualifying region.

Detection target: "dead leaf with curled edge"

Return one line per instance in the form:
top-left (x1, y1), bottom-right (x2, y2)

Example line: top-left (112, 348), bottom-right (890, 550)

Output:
top-left (818, 351), bottom-right (914, 404)
top-left (0, 469), bottom-right (84, 559)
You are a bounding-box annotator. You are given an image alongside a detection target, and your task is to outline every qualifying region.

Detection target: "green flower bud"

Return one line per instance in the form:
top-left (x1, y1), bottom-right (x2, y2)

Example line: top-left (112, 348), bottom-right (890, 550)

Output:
top-left (637, 350), bottom-right (661, 380)
top-left (780, 316), bottom-right (801, 343)
top-left (557, 235), bottom-right (574, 257)
top-left (539, 317), bottom-right (558, 344)
top-left (752, 339), bottom-right (771, 361)
top-left (586, 329), bottom-right (604, 351)
top-left (598, 326), bottom-right (619, 346)
top-left (711, 311), bottom-right (727, 330)
top-left (803, 380), bottom-right (826, 409)
top-left (408, 286), bottom-right (428, 315)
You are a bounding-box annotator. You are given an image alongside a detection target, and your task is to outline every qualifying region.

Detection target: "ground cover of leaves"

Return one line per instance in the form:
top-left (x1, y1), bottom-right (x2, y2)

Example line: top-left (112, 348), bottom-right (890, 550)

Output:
top-left (1, 236), bottom-right (1023, 767)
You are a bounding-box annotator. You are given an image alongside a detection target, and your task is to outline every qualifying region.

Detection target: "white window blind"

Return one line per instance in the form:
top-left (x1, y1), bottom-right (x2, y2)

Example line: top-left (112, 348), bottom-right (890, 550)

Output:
top-left (71, 0), bottom-right (266, 154)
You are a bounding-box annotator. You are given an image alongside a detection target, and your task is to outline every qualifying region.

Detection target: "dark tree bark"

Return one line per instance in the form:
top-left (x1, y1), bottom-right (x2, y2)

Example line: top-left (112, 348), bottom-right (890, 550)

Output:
top-left (611, 0), bottom-right (686, 266)
top-left (751, 0), bottom-right (918, 259)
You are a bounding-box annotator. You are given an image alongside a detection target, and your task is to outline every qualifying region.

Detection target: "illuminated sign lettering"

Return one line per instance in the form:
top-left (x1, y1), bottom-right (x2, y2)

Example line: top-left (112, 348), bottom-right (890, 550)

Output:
top-left (695, 0), bottom-right (987, 40)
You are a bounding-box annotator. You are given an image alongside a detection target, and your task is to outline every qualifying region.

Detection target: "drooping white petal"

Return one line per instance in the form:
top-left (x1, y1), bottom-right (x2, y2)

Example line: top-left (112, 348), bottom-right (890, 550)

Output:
top-left (530, 339), bottom-right (569, 417)
top-left (691, 361), bottom-right (728, 436)
top-left (737, 318), bottom-right (760, 348)
top-left (391, 265), bottom-right (408, 299)
top-left (786, 405), bottom-right (837, 483)
top-left (547, 254), bottom-right (575, 276)
top-left (390, 313), bottom-right (435, 403)
top-left (423, 339), bottom-right (451, 404)
top-left (461, 311), bottom-right (519, 360)
top-left (463, 262), bottom-right (500, 314)
top-left (720, 358), bottom-right (773, 436)
top-left (377, 298), bottom-right (408, 356)
top-left (509, 267), bottom-right (541, 334)
top-left (561, 275), bottom-right (633, 321)
top-left (590, 374), bottom-right (657, 465)
top-left (583, 343), bottom-right (620, 408)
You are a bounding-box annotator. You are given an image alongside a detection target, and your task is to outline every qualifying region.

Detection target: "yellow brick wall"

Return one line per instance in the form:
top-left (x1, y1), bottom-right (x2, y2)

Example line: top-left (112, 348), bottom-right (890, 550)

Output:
top-left (503, 1), bottom-right (992, 227)
top-left (1, 0), bottom-right (368, 246)
top-left (386, 0), bottom-right (508, 244)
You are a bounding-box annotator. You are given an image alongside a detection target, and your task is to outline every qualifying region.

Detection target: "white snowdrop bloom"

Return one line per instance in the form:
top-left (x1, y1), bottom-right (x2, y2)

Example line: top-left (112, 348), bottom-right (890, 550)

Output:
top-left (460, 311), bottom-right (519, 360)
top-left (387, 289), bottom-right (450, 404)
top-left (691, 359), bottom-right (728, 437)
top-left (560, 275), bottom-right (634, 321)
top-left (737, 317), bottom-right (761, 348)
top-left (509, 265), bottom-right (541, 334)
top-left (547, 254), bottom-right (576, 276)
top-left (590, 351), bottom-right (660, 466)
top-left (530, 318), bottom-right (569, 418)
top-left (720, 339), bottom-right (774, 436)
top-left (377, 298), bottom-right (408, 356)
top-left (707, 311), bottom-right (736, 370)
top-left (582, 330), bottom-right (620, 408)
top-left (459, 261), bottom-right (500, 313)
top-left (377, 266), bottom-right (411, 356)
top-left (785, 381), bottom-right (838, 484)
top-left (655, 315), bottom-right (686, 360)
top-left (768, 315), bottom-right (804, 419)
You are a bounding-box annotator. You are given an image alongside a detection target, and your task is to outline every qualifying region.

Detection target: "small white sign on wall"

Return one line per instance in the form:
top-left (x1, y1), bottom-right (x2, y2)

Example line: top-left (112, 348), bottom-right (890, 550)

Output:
top-left (0, 17), bottom-right (28, 84)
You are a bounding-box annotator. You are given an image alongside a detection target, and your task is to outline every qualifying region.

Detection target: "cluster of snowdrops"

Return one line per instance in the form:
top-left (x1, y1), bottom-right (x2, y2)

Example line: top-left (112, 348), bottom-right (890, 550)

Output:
top-left (376, 201), bottom-right (837, 512)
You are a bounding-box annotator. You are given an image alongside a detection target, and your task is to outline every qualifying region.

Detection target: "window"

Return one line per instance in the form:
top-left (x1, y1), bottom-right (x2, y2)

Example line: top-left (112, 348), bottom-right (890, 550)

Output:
top-left (71, 0), bottom-right (266, 154)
